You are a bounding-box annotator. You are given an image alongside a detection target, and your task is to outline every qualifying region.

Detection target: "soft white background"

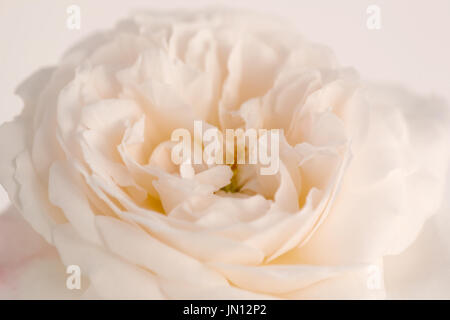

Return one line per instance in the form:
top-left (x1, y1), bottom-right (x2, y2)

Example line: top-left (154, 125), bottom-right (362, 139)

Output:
top-left (1, 0), bottom-right (450, 212)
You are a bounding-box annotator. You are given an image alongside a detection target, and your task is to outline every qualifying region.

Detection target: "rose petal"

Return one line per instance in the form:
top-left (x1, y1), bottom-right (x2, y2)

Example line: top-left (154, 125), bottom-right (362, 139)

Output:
top-left (53, 224), bottom-right (165, 300)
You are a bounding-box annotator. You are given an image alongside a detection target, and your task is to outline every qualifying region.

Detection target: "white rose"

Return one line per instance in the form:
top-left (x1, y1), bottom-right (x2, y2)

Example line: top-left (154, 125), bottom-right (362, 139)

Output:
top-left (1, 8), bottom-right (449, 299)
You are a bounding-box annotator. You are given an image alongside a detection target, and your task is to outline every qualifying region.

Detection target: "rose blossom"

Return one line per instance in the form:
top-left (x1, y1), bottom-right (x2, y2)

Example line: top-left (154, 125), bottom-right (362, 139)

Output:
top-left (0, 8), bottom-right (449, 299)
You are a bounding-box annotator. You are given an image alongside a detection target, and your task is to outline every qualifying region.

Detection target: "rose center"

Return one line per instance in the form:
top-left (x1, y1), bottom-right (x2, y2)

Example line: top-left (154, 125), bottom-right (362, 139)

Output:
top-left (220, 164), bottom-right (241, 193)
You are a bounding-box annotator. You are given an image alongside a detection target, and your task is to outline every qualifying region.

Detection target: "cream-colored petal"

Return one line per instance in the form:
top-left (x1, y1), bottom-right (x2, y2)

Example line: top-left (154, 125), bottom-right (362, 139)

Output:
top-left (384, 213), bottom-right (450, 299)
top-left (219, 33), bottom-right (282, 129)
top-left (285, 262), bottom-right (386, 299)
top-left (14, 151), bottom-right (64, 243)
top-left (296, 86), bottom-right (450, 265)
top-left (122, 211), bottom-right (265, 265)
top-left (96, 216), bottom-right (227, 286)
top-left (160, 279), bottom-right (277, 300)
top-left (48, 161), bottom-right (102, 245)
top-left (212, 263), bottom-right (352, 295)
top-left (53, 224), bottom-right (165, 300)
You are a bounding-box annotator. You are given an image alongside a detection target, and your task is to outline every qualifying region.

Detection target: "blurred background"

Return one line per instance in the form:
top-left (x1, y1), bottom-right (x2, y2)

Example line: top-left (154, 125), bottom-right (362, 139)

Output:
top-left (1, 0), bottom-right (450, 211)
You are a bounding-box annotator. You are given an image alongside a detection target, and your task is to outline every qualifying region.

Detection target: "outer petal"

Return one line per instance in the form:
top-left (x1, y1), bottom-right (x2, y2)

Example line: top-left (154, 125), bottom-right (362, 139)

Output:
top-left (0, 207), bottom-right (83, 300)
top-left (384, 205), bottom-right (450, 299)
top-left (53, 224), bottom-right (165, 300)
top-left (95, 216), bottom-right (228, 286)
top-left (284, 261), bottom-right (386, 299)
top-left (48, 160), bottom-right (102, 245)
top-left (296, 85), bottom-right (450, 265)
top-left (211, 263), bottom-right (353, 295)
